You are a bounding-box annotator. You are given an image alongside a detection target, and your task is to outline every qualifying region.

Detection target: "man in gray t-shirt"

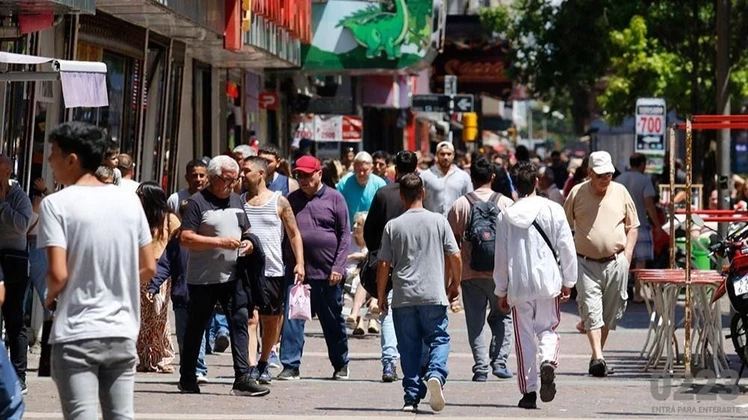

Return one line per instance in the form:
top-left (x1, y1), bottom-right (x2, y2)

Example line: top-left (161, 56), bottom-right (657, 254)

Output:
top-left (615, 153), bottom-right (664, 301)
top-left (377, 174), bottom-right (462, 413)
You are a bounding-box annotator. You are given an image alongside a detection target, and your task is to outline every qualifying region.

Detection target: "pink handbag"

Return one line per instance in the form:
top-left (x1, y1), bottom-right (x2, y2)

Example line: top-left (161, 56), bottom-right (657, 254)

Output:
top-left (289, 283), bottom-right (312, 321)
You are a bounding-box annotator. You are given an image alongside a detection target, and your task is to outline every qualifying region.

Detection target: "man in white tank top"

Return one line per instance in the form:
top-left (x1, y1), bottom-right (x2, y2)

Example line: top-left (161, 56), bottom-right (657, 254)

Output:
top-left (241, 157), bottom-right (306, 384)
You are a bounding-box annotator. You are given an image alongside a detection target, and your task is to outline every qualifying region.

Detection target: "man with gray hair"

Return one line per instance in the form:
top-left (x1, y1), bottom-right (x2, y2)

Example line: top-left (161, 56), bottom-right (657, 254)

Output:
top-left (233, 145), bottom-right (257, 194)
top-left (233, 145), bottom-right (256, 162)
top-left (177, 155), bottom-right (269, 397)
top-left (337, 151), bottom-right (386, 226)
top-left (0, 154), bottom-right (32, 394)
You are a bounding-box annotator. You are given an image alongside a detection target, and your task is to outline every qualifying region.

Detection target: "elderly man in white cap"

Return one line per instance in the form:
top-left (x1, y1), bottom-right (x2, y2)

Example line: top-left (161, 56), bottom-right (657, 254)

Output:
top-left (420, 141), bottom-right (472, 217)
top-left (563, 151), bottom-right (639, 378)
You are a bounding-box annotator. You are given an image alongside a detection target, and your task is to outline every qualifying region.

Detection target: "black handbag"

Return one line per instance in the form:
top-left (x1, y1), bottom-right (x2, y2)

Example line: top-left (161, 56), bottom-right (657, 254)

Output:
top-left (360, 251), bottom-right (392, 298)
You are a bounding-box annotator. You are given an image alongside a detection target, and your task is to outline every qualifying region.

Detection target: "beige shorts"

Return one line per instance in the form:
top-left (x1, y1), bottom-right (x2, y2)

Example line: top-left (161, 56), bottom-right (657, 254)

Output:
top-left (576, 253), bottom-right (630, 330)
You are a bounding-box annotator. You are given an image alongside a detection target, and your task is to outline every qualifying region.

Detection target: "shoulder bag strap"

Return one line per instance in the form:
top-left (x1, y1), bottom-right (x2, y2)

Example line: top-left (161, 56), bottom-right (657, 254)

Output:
top-left (532, 219), bottom-right (560, 266)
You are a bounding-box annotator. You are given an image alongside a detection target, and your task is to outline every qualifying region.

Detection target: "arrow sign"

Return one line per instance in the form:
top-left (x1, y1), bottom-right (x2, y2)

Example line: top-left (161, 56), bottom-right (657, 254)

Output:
top-left (411, 94), bottom-right (474, 113)
top-left (456, 97), bottom-right (472, 112)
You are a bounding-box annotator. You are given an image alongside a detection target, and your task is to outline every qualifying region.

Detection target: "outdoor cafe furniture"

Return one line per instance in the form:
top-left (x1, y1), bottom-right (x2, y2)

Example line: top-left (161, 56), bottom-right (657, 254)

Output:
top-left (634, 269), bottom-right (728, 376)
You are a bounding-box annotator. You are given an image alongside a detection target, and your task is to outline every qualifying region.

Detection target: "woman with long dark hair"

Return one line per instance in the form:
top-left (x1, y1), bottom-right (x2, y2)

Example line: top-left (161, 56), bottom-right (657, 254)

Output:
top-left (491, 164), bottom-right (514, 198)
top-left (136, 181), bottom-right (180, 373)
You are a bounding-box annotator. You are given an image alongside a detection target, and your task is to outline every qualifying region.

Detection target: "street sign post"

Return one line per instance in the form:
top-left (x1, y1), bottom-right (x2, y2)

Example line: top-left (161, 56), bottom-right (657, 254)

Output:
top-left (635, 97), bottom-right (667, 173)
top-left (411, 94), bottom-right (474, 113)
top-left (444, 75), bottom-right (457, 95)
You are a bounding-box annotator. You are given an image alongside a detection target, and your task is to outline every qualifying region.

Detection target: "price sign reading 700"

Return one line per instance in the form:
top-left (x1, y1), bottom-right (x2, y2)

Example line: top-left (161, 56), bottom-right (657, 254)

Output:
top-left (637, 115), bottom-right (664, 135)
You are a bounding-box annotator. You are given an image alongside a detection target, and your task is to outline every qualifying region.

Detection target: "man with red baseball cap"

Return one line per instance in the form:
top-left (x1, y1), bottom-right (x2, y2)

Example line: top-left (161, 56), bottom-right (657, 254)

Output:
top-left (278, 155), bottom-right (352, 380)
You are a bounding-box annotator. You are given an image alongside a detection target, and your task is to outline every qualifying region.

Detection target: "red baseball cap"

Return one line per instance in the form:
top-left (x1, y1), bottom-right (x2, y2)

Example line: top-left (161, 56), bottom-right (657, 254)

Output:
top-left (294, 155), bottom-right (321, 174)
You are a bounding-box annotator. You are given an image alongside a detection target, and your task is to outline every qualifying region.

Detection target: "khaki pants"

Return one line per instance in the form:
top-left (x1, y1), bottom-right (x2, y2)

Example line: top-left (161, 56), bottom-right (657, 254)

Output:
top-left (577, 253), bottom-right (629, 330)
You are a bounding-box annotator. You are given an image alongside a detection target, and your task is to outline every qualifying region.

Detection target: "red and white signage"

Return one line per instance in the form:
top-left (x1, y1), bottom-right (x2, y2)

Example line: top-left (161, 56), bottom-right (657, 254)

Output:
top-left (292, 115), bottom-right (362, 142)
top-left (341, 116), bottom-right (362, 142)
top-left (259, 91), bottom-right (278, 110)
top-left (314, 115), bottom-right (341, 142)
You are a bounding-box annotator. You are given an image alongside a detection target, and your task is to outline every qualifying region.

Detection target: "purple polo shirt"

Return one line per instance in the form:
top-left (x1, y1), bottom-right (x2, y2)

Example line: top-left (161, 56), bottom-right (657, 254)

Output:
top-left (288, 185), bottom-right (351, 280)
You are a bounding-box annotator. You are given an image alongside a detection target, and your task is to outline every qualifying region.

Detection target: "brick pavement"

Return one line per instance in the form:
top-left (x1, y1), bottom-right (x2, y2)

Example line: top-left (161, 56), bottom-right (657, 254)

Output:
top-left (21, 298), bottom-right (748, 419)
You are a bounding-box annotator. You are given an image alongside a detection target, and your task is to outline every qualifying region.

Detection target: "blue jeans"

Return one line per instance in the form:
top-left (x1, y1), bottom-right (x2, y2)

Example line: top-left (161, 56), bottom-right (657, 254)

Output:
top-left (461, 278), bottom-right (513, 374)
top-left (205, 312), bottom-right (229, 354)
top-left (380, 290), bottom-right (399, 366)
top-left (0, 341), bottom-right (23, 420)
top-left (280, 277), bottom-right (349, 371)
top-left (174, 307), bottom-right (208, 376)
top-left (393, 305), bottom-right (450, 405)
top-left (26, 239), bottom-right (51, 320)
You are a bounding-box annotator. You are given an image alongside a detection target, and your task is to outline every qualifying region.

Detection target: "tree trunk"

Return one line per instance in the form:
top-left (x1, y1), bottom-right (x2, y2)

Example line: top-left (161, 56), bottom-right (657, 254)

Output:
top-left (570, 88), bottom-right (591, 135)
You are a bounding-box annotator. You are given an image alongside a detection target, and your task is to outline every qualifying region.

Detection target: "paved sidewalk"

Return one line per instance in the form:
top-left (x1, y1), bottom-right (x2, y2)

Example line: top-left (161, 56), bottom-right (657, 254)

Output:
top-left (22, 298), bottom-right (748, 418)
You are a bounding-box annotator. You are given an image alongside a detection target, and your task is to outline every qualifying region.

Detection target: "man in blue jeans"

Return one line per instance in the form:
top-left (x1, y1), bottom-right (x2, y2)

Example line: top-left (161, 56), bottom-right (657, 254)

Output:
top-left (363, 151), bottom-right (420, 382)
top-left (278, 156), bottom-right (351, 380)
top-left (0, 270), bottom-right (25, 419)
top-left (377, 174), bottom-right (462, 413)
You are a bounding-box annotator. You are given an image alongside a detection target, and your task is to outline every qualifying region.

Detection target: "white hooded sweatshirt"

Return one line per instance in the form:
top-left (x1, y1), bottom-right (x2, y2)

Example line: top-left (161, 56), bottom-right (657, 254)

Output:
top-left (493, 195), bottom-right (578, 307)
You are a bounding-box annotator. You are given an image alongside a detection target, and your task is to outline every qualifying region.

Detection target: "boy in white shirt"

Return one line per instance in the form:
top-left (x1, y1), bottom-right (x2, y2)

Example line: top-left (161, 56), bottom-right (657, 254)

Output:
top-left (494, 161), bottom-right (578, 409)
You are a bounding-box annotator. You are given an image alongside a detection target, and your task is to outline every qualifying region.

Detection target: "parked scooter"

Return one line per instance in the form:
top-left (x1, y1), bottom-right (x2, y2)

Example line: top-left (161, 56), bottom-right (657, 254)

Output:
top-left (705, 218), bottom-right (748, 380)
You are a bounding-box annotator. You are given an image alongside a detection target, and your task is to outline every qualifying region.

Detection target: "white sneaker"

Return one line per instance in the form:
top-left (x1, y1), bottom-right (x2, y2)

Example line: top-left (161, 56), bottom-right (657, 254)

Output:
top-left (427, 377), bottom-right (445, 412)
top-left (196, 374), bottom-right (208, 384)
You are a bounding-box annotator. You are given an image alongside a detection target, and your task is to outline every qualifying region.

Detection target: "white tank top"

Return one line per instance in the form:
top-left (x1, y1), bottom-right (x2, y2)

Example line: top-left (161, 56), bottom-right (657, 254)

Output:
top-left (243, 191), bottom-right (285, 277)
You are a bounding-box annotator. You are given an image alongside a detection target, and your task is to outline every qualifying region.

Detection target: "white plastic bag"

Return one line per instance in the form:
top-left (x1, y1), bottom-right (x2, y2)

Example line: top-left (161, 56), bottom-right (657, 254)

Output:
top-left (289, 283), bottom-right (312, 321)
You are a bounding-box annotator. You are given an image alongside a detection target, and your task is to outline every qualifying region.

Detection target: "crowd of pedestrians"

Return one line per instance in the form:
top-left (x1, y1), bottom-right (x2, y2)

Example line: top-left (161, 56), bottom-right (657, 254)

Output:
top-left (6, 119), bottom-right (745, 418)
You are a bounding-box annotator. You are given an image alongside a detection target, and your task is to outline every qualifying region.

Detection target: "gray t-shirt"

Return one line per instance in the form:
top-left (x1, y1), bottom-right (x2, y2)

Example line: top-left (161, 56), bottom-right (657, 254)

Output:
top-left (420, 165), bottom-right (473, 217)
top-left (379, 208), bottom-right (459, 308)
top-left (37, 185), bottom-right (152, 344)
top-left (615, 171), bottom-right (655, 228)
top-left (180, 189), bottom-right (250, 285)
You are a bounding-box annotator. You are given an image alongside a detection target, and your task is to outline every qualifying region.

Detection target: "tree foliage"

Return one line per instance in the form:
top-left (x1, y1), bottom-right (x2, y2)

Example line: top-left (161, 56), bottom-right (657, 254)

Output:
top-left (480, 0), bottom-right (748, 131)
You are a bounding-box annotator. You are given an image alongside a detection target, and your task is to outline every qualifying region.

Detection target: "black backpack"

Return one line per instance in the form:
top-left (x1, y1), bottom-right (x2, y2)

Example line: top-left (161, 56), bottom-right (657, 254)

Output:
top-left (464, 192), bottom-right (501, 271)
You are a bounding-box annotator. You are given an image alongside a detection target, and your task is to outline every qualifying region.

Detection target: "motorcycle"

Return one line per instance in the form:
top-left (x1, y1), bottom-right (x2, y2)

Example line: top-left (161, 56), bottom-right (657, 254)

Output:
top-left (705, 218), bottom-right (748, 379)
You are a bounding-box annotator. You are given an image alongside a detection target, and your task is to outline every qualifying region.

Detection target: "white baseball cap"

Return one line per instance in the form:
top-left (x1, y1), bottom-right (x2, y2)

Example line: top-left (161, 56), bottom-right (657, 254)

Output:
top-left (436, 141), bottom-right (455, 153)
top-left (589, 151), bottom-right (615, 175)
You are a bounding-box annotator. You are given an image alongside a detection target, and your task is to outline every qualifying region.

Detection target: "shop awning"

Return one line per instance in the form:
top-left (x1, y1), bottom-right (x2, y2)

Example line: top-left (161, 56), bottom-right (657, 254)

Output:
top-left (0, 51), bottom-right (108, 108)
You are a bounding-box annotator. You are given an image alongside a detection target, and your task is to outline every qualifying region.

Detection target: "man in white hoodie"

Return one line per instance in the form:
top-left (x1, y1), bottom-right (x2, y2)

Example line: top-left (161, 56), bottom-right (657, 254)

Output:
top-left (494, 161), bottom-right (578, 409)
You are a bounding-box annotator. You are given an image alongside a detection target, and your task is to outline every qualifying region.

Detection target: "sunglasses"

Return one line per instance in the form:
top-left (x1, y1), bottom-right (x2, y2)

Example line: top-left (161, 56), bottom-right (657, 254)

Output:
top-left (293, 171), bottom-right (317, 180)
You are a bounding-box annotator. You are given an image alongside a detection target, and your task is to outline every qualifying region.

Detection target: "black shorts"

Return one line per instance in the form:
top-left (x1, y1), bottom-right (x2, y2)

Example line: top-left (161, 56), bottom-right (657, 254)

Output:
top-left (258, 276), bottom-right (285, 316)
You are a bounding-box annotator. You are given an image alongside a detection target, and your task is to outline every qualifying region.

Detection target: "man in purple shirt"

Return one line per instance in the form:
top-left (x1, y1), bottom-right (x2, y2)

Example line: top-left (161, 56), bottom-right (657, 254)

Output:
top-left (278, 156), bottom-right (351, 380)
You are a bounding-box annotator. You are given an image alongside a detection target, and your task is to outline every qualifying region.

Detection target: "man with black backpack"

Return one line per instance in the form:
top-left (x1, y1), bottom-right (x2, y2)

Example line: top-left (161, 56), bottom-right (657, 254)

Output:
top-left (447, 157), bottom-right (515, 382)
top-left (494, 161), bottom-right (578, 409)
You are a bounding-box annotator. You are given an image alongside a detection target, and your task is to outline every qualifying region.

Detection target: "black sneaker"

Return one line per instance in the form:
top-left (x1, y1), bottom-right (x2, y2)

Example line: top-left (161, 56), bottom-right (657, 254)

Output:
top-left (178, 379), bottom-right (201, 394)
top-left (332, 365), bottom-right (350, 380)
top-left (19, 378), bottom-right (27, 396)
top-left (472, 372), bottom-right (488, 382)
top-left (588, 359), bottom-right (607, 378)
top-left (230, 375), bottom-right (270, 397)
top-left (402, 403), bottom-right (418, 412)
top-left (539, 361), bottom-right (556, 403)
top-left (277, 367), bottom-right (300, 381)
top-left (214, 334), bottom-right (230, 353)
top-left (518, 392), bottom-right (537, 409)
top-left (382, 362), bottom-right (398, 383)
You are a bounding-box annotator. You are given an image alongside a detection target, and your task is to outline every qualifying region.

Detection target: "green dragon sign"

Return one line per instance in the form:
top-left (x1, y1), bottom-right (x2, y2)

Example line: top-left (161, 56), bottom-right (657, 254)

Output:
top-left (302, 0), bottom-right (436, 72)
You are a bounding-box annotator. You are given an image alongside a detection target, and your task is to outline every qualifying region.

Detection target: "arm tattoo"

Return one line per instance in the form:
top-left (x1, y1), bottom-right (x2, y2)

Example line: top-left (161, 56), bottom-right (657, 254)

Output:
top-left (279, 197), bottom-right (298, 232)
